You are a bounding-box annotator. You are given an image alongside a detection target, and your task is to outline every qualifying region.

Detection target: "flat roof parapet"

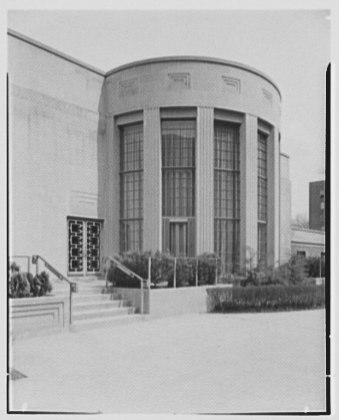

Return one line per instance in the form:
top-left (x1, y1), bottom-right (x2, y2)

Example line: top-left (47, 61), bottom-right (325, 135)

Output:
top-left (8, 30), bottom-right (281, 99)
top-left (106, 55), bottom-right (281, 99)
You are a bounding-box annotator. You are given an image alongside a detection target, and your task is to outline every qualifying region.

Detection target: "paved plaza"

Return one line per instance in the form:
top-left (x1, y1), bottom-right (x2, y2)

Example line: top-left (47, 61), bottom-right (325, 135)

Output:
top-left (9, 309), bottom-right (326, 414)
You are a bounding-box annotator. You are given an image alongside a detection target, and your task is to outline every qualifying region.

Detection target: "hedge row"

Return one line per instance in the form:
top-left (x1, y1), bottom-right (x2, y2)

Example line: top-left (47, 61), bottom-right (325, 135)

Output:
top-left (106, 252), bottom-right (219, 288)
top-left (207, 284), bottom-right (325, 312)
top-left (106, 252), bottom-right (325, 289)
top-left (240, 255), bottom-right (325, 287)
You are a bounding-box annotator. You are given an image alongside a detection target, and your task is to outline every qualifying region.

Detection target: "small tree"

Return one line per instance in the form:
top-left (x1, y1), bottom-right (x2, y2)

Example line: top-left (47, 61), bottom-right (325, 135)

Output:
top-left (291, 214), bottom-right (309, 229)
top-left (272, 255), bottom-right (307, 285)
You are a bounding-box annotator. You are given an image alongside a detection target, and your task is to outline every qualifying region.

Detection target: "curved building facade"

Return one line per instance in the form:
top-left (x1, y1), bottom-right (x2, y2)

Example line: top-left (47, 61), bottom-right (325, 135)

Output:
top-left (8, 31), bottom-right (289, 276)
top-left (103, 57), bottom-right (281, 271)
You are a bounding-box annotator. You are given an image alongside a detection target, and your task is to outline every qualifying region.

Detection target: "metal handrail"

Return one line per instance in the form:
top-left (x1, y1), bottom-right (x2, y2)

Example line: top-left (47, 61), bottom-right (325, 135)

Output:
top-left (151, 255), bottom-right (222, 286)
top-left (32, 255), bottom-right (77, 324)
top-left (104, 256), bottom-right (149, 315)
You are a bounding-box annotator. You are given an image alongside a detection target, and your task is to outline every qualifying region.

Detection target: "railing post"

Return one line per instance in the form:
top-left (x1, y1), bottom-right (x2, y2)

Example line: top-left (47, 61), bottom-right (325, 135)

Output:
top-left (148, 257), bottom-right (151, 289)
top-left (105, 258), bottom-right (108, 289)
top-left (140, 278), bottom-right (144, 315)
top-left (195, 258), bottom-right (198, 287)
top-left (36, 258), bottom-right (39, 276)
top-left (173, 258), bottom-right (177, 288)
top-left (105, 256), bottom-right (149, 316)
top-left (69, 283), bottom-right (73, 325)
top-left (215, 258), bottom-right (218, 285)
top-left (319, 256), bottom-right (321, 278)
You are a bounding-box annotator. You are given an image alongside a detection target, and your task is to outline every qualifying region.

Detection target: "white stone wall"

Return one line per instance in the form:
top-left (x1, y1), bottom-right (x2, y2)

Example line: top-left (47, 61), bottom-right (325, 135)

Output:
top-left (9, 32), bottom-right (285, 274)
top-left (8, 34), bottom-right (106, 274)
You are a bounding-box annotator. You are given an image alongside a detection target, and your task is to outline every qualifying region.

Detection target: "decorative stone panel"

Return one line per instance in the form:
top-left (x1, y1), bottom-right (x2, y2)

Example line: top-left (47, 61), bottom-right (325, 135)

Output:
top-left (222, 76), bottom-right (241, 93)
top-left (262, 88), bottom-right (273, 105)
top-left (168, 72), bottom-right (191, 90)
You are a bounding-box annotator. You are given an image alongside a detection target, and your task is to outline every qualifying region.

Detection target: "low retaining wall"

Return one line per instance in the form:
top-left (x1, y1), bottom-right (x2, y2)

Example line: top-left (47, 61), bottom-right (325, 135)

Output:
top-left (150, 286), bottom-right (210, 318)
top-left (114, 285), bottom-right (229, 318)
top-left (9, 296), bottom-right (70, 338)
top-left (114, 287), bottom-right (150, 314)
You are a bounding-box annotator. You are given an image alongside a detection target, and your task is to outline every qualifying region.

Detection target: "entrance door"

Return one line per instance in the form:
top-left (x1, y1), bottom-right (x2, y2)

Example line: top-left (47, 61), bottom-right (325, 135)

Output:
top-left (169, 222), bottom-right (188, 257)
top-left (68, 218), bottom-right (102, 275)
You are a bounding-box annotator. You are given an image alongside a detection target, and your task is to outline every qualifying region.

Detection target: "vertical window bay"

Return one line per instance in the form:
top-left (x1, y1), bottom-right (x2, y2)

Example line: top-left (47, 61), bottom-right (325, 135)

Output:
top-left (162, 120), bottom-right (196, 257)
top-left (257, 131), bottom-right (268, 266)
top-left (120, 123), bottom-right (143, 253)
top-left (214, 122), bottom-right (240, 273)
top-left (162, 120), bottom-right (195, 217)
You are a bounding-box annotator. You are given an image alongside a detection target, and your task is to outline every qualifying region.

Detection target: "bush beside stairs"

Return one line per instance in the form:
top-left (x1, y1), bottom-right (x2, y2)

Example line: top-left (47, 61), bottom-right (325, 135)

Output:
top-left (53, 277), bottom-right (142, 332)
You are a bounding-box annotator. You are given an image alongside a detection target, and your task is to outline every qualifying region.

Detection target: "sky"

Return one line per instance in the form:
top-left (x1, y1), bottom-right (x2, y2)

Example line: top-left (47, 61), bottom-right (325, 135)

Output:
top-left (6, 8), bottom-right (330, 218)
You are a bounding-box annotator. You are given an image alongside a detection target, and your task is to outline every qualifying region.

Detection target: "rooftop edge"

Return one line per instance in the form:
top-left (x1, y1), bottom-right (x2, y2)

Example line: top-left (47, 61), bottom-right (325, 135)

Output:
top-left (8, 29), bottom-right (106, 77)
top-left (291, 227), bottom-right (325, 235)
top-left (7, 29), bottom-right (281, 99)
top-left (105, 55), bottom-right (282, 99)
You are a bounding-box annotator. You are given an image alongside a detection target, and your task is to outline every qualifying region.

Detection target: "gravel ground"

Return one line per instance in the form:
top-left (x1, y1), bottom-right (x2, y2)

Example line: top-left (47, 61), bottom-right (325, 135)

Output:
top-left (9, 309), bottom-right (326, 414)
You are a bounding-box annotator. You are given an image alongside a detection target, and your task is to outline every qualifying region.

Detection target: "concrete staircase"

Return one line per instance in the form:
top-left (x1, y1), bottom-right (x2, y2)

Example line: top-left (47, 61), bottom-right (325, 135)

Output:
top-left (53, 277), bottom-right (142, 332)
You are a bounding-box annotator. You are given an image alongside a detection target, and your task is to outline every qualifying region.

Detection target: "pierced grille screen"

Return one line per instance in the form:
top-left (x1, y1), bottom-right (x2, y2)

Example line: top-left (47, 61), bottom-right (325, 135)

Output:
top-left (86, 221), bottom-right (101, 272)
top-left (68, 218), bottom-right (102, 274)
top-left (68, 219), bottom-right (84, 272)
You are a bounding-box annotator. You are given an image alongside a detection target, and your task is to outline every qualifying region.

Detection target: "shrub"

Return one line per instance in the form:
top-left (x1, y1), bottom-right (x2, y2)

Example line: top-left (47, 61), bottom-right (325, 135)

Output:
top-left (305, 256), bottom-right (325, 278)
top-left (106, 251), bottom-right (172, 288)
top-left (150, 252), bottom-right (174, 287)
top-left (30, 271), bottom-right (53, 297)
top-left (106, 251), bottom-right (324, 290)
top-left (241, 256), bottom-right (309, 287)
top-left (196, 253), bottom-right (219, 286)
top-left (168, 254), bottom-right (219, 287)
top-left (207, 284), bottom-right (325, 313)
top-left (9, 272), bottom-right (32, 298)
top-left (106, 252), bottom-right (148, 288)
top-left (273, 255), bottom-right (307, 285)
top-left (173, 257), bottom-right (195, 287)
top-left (9, 271), bottom-right (53, 298)
top-left (106, 252), bottom-right (220, 288)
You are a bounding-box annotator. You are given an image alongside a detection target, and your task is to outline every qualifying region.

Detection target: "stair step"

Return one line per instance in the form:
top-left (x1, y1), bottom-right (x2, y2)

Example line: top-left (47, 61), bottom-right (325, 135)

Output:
top-left (74, 293), bottom-right (122, 302)
top-left (70, 314), bottom-right (145, 332)
top-left (76, 285), bottom-right (106, 292)
top-left (48, 279), bottom-right (138, 330)
top-left (50, 292), bottom-right (122, 301)
top-left (52, 287), bottom-right (109, 295)
top-left (73, 300), bottom-right (128, 311)
top-left (73, 307), bottom-right (134, 322)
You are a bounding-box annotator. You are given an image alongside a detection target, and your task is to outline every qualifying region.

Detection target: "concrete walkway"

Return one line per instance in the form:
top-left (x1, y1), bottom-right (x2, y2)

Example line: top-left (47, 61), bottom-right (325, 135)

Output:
top-left (9, 309), bottom-right (326, 414)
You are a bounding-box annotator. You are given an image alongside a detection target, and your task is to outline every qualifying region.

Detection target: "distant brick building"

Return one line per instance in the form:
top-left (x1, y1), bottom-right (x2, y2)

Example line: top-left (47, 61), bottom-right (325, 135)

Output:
top-left (309, 180), bottom-right (325, 231)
